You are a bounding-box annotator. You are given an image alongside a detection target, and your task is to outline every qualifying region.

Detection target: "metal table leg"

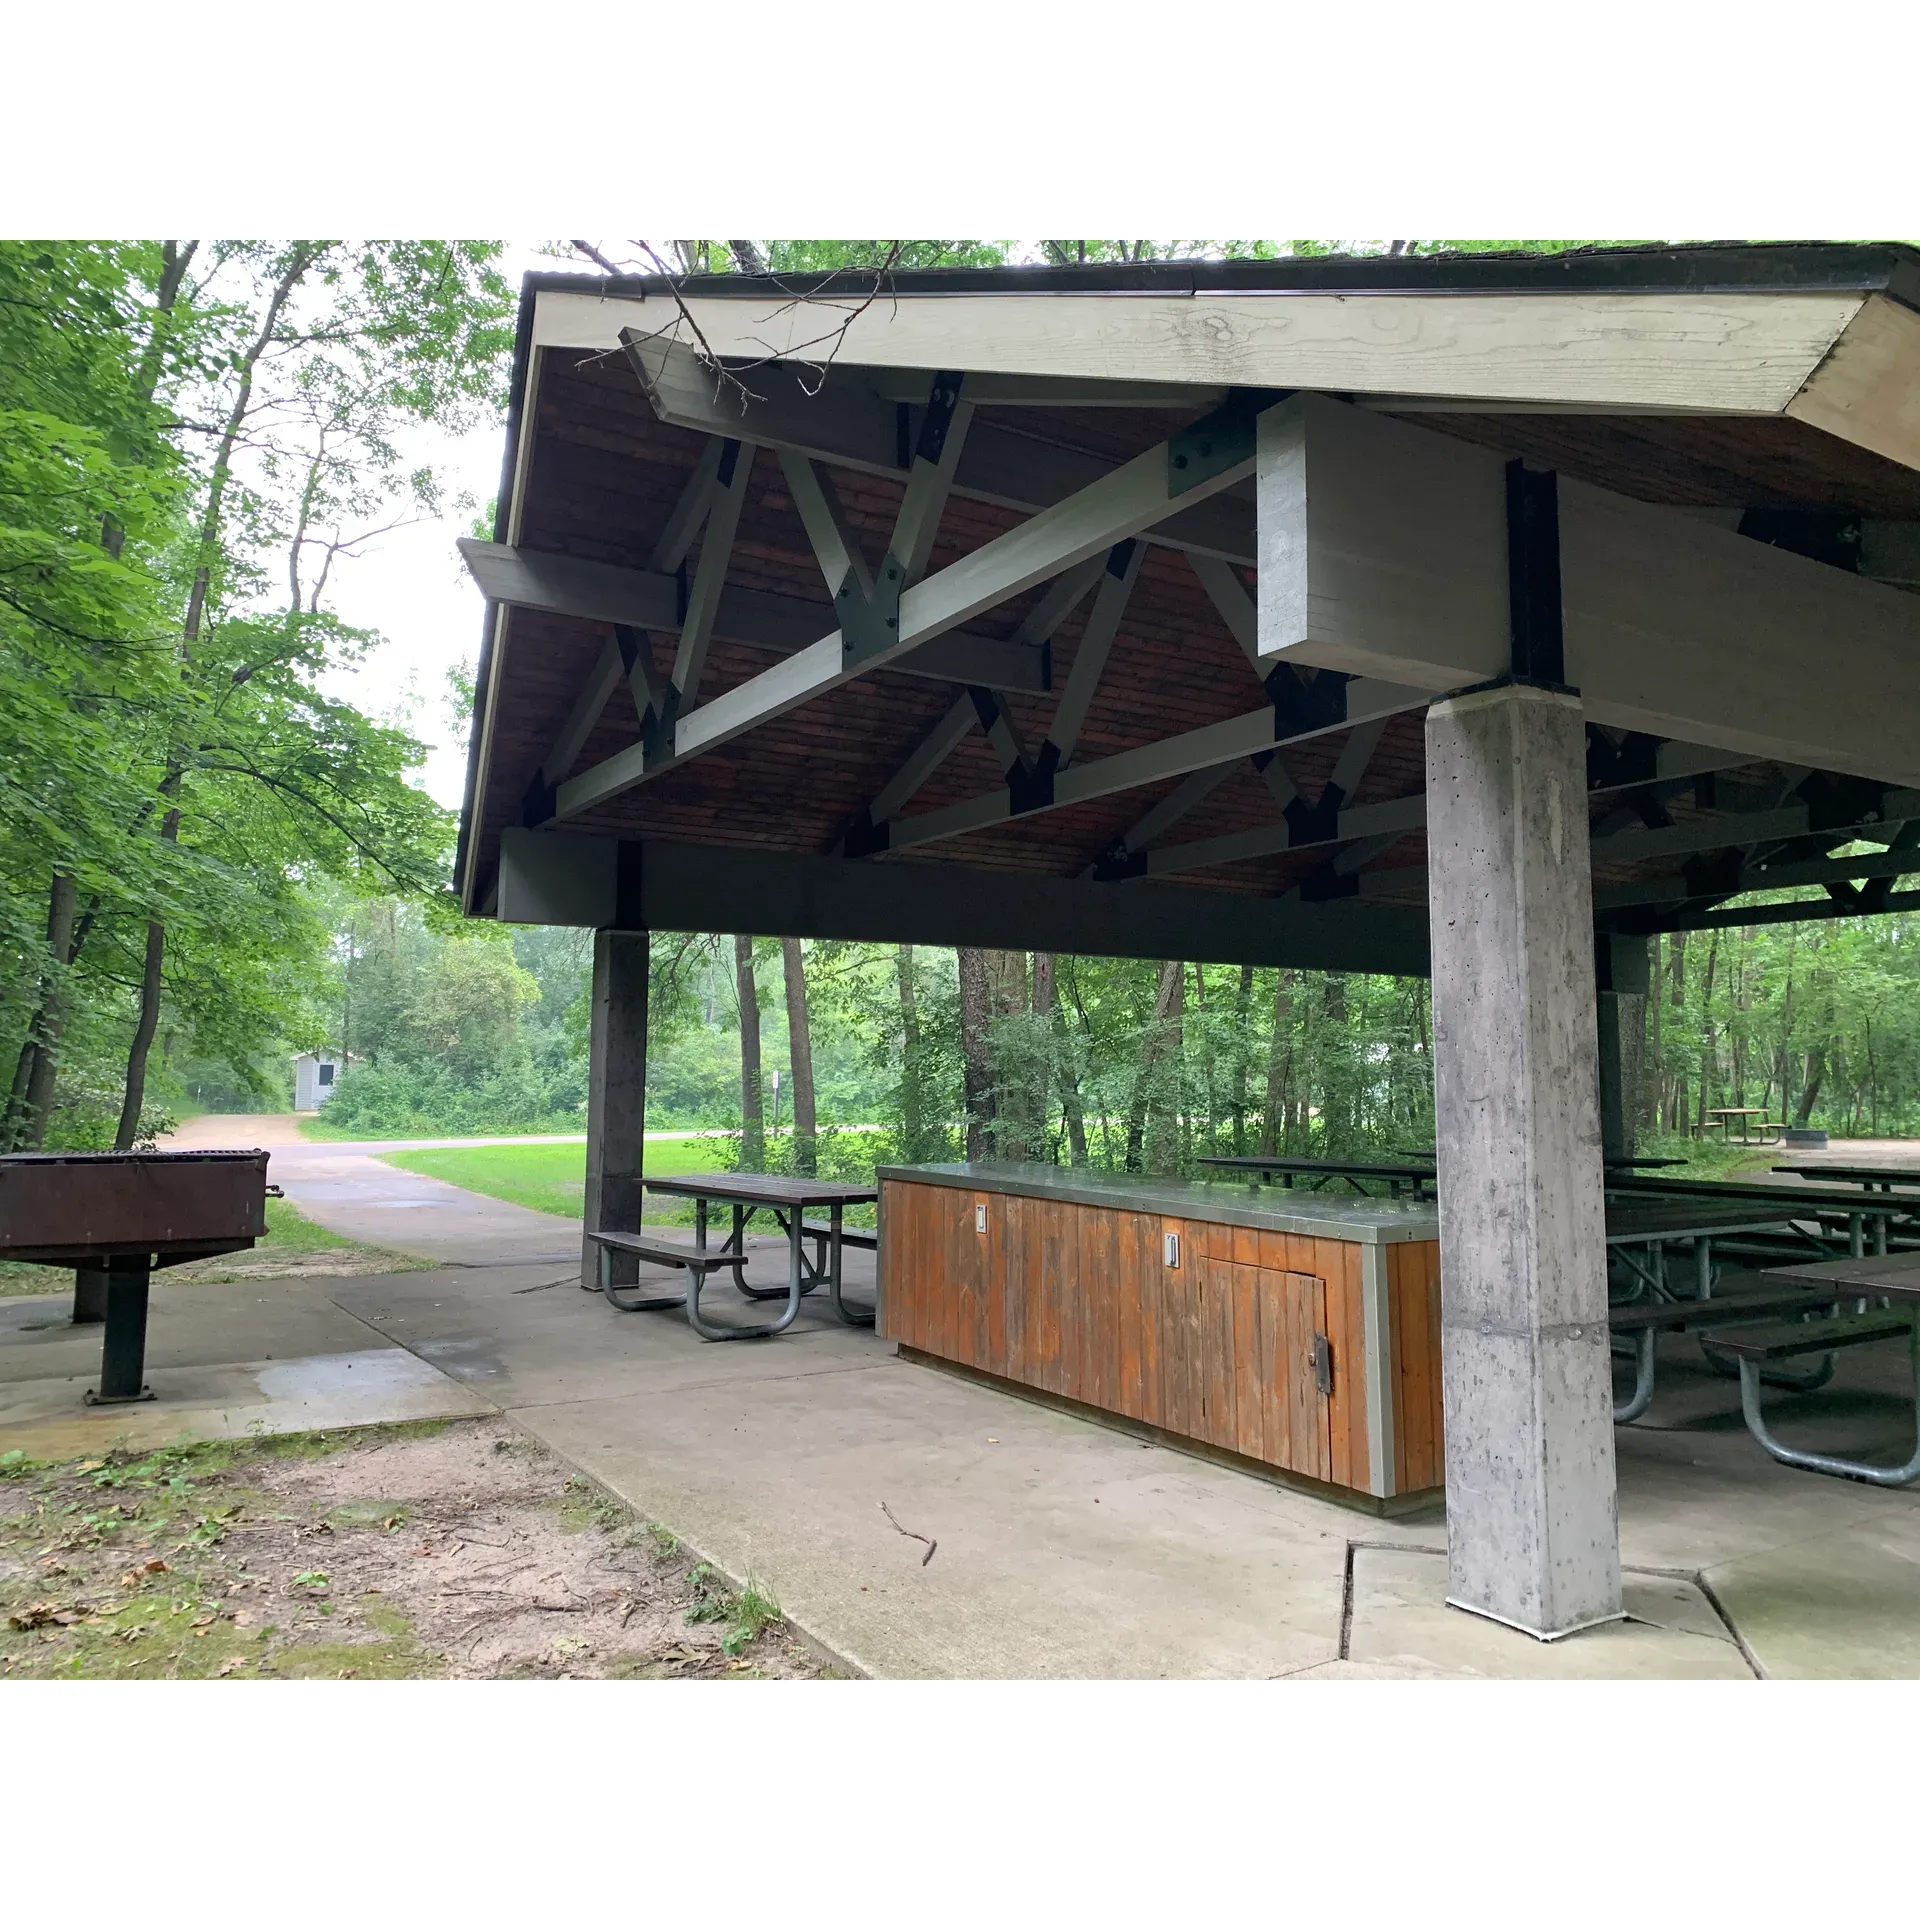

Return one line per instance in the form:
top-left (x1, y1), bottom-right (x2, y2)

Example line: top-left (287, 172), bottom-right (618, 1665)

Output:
top-left (1735, 1316), bottom-right (1920, 1486)
top-left (687, 1222), bottom-right (804, 1340)
top-left (826, 1201), bottom-right (876, 1327)
top-left (598, 1241), bottom-right (687, 1312)
top-left (1696, 1236), bottom-right (1714, 1301)
top-left (87, 1254), bottom-right (154, 1405)
top-left (1613, 1326), bottom-right (1658, 1424)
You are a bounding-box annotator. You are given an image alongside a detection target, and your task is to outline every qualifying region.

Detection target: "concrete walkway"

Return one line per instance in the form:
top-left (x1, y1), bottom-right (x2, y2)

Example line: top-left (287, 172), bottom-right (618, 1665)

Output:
top-left (164, 1114), bottom-right (579, 1267)
top-left (6, 1116), bottom-right (1911, 1678)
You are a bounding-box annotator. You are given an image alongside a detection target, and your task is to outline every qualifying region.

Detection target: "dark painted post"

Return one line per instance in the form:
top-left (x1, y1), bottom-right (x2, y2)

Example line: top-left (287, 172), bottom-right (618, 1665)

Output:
top-left (91, 1254), bottom-right (153, 1402)
top-left (582, 930), bottom-right (649, 1291)
top-left (73, 1260), bottom-right (108, 1324)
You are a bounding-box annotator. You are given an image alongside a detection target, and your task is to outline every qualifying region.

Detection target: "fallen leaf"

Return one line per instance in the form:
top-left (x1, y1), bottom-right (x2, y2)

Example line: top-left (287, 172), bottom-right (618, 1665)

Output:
top-left (77, 1460), bottom-right (104, 1472)
top-left (9, 1605), bottom-right (57, 1632)
top-left (216, 1659), bottom-right (246, 1677)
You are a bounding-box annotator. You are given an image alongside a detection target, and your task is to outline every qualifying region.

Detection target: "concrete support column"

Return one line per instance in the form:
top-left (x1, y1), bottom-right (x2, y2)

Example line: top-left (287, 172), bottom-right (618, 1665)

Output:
top-left (581, 929), bottom-right (649, 1289)
top-left (1426, 682), bottom-right (1622, 1639)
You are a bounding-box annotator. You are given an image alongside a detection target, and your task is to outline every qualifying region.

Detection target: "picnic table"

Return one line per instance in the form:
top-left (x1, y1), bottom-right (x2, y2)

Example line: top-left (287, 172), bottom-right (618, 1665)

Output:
top-left (592, 1171), bottom-right (878, 1340)
top-left (1605, 1192), bottom-right (1818, 1301)
top-left (1703, 1252), bottom-right (1920, 1486)
top-left (1194, 1155), bottom-right (1436, 1199)
top-left (1774, 1162), bottom-right (1920, 1194)
top-left (1708, 1107), bottom-right (1769, 1144)
top-left (1611, 1171), bottom-right (1920, 1258)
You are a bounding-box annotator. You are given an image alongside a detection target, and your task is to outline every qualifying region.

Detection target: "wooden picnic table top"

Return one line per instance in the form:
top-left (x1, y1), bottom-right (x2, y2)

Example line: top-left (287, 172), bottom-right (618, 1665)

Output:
top-left (1196, 1155), bottom-right (1431, 1180)
top-left (1774, 1163), bottom-right (1920, 1189)
top-left (1606, 1173), bottom-right (1919, 1213)
top-left (1709, 1108), bottom-right (1769, 1117)
top-left (639, 1172), bottom-right (879, 1207)
top-left (1605, 1194), bottom-right (1813, 1242)
top-left (1763, 1251), bottom-right (1920, 1303)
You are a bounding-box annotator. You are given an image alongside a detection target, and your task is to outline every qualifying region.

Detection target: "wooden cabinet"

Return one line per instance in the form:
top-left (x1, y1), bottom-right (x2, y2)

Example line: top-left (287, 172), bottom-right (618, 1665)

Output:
top-left (879, 1173), bottom-right (1444, 1503)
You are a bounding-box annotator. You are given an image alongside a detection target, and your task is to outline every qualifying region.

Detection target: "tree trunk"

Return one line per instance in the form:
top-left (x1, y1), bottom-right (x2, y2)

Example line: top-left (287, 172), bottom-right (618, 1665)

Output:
top-left (1230, 963), bottom-right (1254, 1153)
top-left (1260, 970), bottom-right (1294, 1154)
top-left (116, 782), bottom-right (182, 1150)
top-left (1058, 959), bottom-right (1091, 1167)
top-left (956, 947), bottom-right (992, 1161)
top-left (780, 938), bottom-right (817, 1176)
top-left (896, 945), bottom-right (929, 1160)
top-left (5, 871), bottom-right (80, 1149)
top-left (1031, 952), bottom-right (1059, 1162)
top-left (1794, 1045), bottom-right (1827, 1128)
top-left (734, 934), bottom-right (764, 1170)
top-left (1694, 929), bottom-right (1722, 1140)
top-left (982, 949), bottom-right (1030, 1159)
top-left (1142, 960), bottom-right (1186, 1176)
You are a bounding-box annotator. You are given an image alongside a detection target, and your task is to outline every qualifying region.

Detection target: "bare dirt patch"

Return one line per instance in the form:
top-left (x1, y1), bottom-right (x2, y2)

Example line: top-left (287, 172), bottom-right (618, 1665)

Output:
top-left (1, 1419), bottom-right (833, 1680)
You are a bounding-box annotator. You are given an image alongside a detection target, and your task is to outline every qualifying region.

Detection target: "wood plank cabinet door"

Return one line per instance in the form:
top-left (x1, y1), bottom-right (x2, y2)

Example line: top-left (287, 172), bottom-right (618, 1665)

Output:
top-left (1254, 1266), bottom-right (1333, 1480)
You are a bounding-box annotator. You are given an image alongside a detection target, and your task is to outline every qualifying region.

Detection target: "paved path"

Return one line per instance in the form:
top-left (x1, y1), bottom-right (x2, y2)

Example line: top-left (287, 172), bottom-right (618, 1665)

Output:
top-left (164, 1114), bottom-right (579, 1269)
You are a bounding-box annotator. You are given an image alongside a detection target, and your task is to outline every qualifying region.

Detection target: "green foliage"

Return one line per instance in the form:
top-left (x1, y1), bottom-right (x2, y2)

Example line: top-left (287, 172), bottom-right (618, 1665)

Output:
top-left (0, 240), bottom-right (512, 1151)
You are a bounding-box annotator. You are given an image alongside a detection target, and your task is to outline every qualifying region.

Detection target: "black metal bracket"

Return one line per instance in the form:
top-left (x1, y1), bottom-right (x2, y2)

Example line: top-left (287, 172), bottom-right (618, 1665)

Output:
top-left (1506, 459), bottom-right (1566, 687)
top-left (1168, 389), bottom-right (1279, 499)
top-left (1089, 841), bottom-right (1147, 882)
top-left (521, 774), bottom-right (557, 829)
top-left (1009, 742), bottom-right (1059, 816)
top-left (1267, 664), bottom-right (1351, 737)
top-left (839, 555), bottom-right (904, 668)
top-left (842, 812), bottom-right (890, 859)
top-left (916, 372), bottom-right (966, 465)
top-left (1586, 727), bottom-right (1659, 792)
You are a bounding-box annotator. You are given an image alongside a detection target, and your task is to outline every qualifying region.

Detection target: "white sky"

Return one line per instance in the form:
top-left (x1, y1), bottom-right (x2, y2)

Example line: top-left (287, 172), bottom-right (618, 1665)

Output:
top-left (316, 242), bottom-right (567, 808)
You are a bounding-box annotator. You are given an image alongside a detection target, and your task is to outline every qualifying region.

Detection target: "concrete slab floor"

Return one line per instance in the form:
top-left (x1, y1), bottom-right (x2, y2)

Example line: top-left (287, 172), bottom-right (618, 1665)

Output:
top-left (1341, 1546), bottom-right (1755, 1679)
top-left (7, 1238), bottom-right (1920, 1678)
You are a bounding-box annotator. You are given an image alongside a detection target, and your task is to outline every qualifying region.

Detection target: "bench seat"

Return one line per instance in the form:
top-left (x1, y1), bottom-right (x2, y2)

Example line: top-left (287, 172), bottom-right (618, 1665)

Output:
top-left (1700, 1310), bottom-right (1913, 1365)
top-left (587, 1230), bottom-right (747, 1272)
top-left (802, 1225), bottom-right (878, 1253)
top-left (1610, 1291), bottom-right (1826, 1335)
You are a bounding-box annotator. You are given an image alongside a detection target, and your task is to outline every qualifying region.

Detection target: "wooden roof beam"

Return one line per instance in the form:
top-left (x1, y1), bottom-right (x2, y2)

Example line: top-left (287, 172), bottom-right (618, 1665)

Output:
top-left (1257, 395), bottom-right (1920, 790)
top-left (494, 829), bottom-right (1432, 975)
top-left (458, 540), bottom-right (1050, 695)
top-left (554, 397), bottom-right (1270, 823)
top-left (873, 679), bottom-right (1429, 857)
top-left (622, 331), bottom-right (1257, 566)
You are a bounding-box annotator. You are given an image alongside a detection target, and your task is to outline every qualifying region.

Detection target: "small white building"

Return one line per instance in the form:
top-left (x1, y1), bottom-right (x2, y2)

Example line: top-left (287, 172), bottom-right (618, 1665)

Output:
top-left (293, 1049), bottom-right (347, 1110)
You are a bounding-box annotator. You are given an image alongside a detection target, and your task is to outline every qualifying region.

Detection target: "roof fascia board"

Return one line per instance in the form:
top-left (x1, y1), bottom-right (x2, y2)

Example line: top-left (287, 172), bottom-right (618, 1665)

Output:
top-left (518, 244), bottom-right (1919, 305)
top-left (539, 286), bottom-right (1863, 412)
top-left (1785, 292), bottom-right (1920, 474)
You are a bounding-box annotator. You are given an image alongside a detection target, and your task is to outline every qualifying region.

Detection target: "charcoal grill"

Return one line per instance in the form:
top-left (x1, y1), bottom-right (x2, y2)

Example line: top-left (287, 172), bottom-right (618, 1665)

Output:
top-left (0, 1149), bottom-right (272, 1403)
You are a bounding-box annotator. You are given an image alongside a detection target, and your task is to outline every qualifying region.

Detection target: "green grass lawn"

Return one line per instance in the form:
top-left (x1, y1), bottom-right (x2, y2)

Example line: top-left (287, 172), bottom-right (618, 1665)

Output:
top-left (380, 1135), bottom-right (728, 1220)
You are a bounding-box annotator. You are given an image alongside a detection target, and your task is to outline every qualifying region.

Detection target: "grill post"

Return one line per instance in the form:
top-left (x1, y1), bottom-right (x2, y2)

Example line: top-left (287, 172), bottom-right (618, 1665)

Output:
top-left (89, 1254), bottom-right (155, 1404)
top-left (73, 1260), bottom-right (109, 1324)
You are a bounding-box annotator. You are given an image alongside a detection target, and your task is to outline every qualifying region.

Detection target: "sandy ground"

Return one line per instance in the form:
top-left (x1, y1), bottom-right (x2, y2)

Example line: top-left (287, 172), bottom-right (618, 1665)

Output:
top-left (1, 1419), bottom-right (832, 1680)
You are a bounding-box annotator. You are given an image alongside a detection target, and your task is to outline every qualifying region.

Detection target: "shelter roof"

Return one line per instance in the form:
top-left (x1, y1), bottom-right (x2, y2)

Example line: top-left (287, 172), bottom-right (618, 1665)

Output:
top-left (458, 245), bottom-right (1920, 961)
